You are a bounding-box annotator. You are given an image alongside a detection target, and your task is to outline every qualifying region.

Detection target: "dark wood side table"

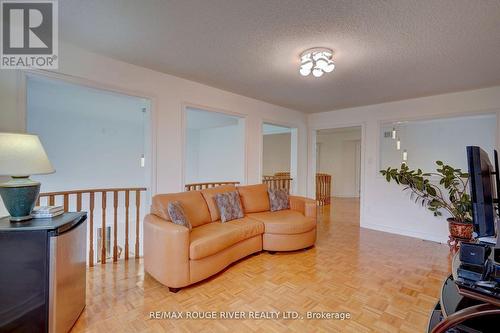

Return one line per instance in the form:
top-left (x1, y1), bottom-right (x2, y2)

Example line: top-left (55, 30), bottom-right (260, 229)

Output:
top-left (428, 253), bottom-right (500, 332)
top-left (0, 212), bottom-right (87, 333)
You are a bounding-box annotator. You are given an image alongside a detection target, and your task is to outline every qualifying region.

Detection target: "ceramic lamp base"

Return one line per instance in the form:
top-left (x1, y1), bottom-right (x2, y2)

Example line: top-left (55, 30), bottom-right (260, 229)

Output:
top-left (0, 177), bottom-right (41, 222)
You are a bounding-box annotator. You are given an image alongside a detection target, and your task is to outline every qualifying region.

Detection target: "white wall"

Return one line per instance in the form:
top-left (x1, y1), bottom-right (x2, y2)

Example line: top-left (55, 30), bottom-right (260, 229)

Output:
top-left (0, 41), bottom-right (309, 217)
top-left (185, 128), bottom-right (201, 183)
top-left (0, 71), bottom-right (21, 217)
top-left (308, 86), bottom-right (500, 243)
top-left (317, 128), bottom-right (361, 197)
top-left (186, 122), bottom-right (245, 183)
top-left (380, 114), bottom-right (496, 171)
top-left (262, 133), bottom-right (291, 175)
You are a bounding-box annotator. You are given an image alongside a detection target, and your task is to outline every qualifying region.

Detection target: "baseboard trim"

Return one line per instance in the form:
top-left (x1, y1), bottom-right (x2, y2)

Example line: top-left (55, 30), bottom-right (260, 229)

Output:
top-left (361, 222), bottom-right (447, 244)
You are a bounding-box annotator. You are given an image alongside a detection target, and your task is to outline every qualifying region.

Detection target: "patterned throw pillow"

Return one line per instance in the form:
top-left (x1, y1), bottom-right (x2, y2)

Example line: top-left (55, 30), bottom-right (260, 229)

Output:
top-left (214, 191), bottom-right (244, 223)
top-left (268, 188), bottom-right (289, 212)
top-left (167, 201), bottom-right (192, 230)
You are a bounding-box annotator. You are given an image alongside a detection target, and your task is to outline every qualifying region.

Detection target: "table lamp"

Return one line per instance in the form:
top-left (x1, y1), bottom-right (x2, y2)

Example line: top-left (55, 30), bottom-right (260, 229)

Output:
top-left (0, 133), bottom-right (54, 222)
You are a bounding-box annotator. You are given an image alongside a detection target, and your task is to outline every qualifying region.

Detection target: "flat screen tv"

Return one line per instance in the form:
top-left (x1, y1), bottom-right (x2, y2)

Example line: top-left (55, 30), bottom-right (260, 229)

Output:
top-left (466, 146), bottom-right (499, 238)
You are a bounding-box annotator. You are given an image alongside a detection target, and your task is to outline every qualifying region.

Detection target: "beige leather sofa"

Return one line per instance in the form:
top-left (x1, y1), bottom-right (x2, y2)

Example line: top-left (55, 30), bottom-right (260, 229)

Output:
top-left (144, 184), bottom-right (316, 292)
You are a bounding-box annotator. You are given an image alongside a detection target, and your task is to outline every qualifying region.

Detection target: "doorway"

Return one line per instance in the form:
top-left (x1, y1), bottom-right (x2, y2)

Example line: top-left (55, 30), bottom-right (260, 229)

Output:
top-left (262, 123), bottom-right (298, 194)
top-left (316, 126), bottom-right (362, 223)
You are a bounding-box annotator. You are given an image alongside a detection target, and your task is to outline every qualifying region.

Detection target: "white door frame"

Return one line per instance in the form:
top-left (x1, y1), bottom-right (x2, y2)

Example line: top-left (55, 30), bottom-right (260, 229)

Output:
top-left (354, 140), bottom-right (361, 197)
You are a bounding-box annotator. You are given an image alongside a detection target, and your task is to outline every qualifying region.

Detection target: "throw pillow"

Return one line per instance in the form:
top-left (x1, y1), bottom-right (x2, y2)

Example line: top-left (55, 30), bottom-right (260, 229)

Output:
top-left (214, 191), bottom-right (244, 223)
top-left (167, 201), bottom-right (192, 230)
top-left (268, 188), bottom-right (289, 212)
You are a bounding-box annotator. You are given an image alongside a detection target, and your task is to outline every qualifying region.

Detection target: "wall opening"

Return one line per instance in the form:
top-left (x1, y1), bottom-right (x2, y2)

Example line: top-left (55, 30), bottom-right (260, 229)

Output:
top-left (262, 123), bottom-right (298, 194)
top-left (184, 107), bottom-right (245, 186)
top-left (380, 114), bottom-right (497, 171)
top-left (26, 74), bottom-right (152, 259)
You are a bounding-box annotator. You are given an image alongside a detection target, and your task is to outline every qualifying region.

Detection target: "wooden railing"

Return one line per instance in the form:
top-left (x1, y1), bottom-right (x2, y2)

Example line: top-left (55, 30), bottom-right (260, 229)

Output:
top-left (37, 187), bottom-right (147, 267)
top-left (262, 175), bottom-right (293, 194)
top-left (316, 173), bottom-right (332, 205)
top-left (274, 172), bottom-right (290, 178)
top-left (185, 181), bottom-right (240, 191)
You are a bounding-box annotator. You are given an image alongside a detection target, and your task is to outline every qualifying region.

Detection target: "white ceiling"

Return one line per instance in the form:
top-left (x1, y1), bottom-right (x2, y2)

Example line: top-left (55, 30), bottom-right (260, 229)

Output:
top-left (60, 0), bottom-right (500, 113)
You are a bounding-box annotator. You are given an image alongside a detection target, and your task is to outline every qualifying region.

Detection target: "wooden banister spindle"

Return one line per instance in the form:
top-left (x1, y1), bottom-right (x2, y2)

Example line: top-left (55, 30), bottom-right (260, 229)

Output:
top-left (101, 191), bottom-right (107, 264)
top-left (76, 193), bottom-right (82, 212)
top-left (89, 192), bottom-right (95, 267)
top-left (63, 193), bottom-right (69, 212)
top-left (314, 174), bottom-right (331, 206)
top-left (125, 190), bottom-right (130, 260)
top-left (35, 187), bottom-right (145, 267)
top-left (325, 176), bottom-right (327, 204)
top-left (135, 190), bottom-right (140, 258)
top-left (321, 175), bottom-right (324, 205)
top-left (113, 191), bottom-right (118, 262)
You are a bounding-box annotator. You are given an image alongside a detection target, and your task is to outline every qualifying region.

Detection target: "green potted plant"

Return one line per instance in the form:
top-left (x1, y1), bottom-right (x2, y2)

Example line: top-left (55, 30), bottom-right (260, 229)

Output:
top-left (380, 161), bottom-right (473, 240)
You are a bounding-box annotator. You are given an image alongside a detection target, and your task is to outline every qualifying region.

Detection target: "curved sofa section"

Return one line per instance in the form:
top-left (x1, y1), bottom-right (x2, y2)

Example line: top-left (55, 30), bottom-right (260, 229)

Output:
top-left (143, 184), bottom-right (317, 290)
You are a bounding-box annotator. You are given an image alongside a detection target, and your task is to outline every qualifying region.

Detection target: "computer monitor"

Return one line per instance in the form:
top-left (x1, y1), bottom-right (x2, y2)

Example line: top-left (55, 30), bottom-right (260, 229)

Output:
top-left (466, 146), bottom-right (499, 238)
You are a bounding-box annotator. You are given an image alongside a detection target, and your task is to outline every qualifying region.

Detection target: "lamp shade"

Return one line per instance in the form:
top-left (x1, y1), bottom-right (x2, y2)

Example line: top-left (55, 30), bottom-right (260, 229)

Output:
top-left (0, 133), bottom-right (54, 176)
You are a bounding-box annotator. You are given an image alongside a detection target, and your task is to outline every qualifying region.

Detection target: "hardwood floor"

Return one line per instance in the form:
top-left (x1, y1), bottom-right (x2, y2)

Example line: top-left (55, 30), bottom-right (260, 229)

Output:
top-left (72, 198), bottom-right (451, 332)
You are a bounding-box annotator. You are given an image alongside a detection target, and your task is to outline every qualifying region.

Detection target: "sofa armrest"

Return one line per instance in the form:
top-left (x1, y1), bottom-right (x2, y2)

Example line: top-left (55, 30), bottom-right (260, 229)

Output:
top-left (289, 195), bottom-right (317, 219)
top-left (143, 214), bottom-right (190, 288)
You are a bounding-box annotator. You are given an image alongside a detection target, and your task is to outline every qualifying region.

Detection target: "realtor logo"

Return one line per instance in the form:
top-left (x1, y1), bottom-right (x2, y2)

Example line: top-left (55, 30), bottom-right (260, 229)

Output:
top-left (1, 0), bottom-right (58, 69)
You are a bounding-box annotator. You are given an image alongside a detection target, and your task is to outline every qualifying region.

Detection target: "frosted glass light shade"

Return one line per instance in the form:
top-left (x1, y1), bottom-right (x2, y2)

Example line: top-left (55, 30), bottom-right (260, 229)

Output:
top-left (0, 133), bottom-right (54, 176)
top-left (312, 68), bottom-right (324, 77)
top-left (299, 61), bottom-right (313, 76)
top-left (315, 59), bottom-right (328, 70)
top-left (299, 67), bottom-right (311, 76)
top-left (323, 62), bottom-right (335, 73)
top-left (299, 47), bottom-right (335, 78)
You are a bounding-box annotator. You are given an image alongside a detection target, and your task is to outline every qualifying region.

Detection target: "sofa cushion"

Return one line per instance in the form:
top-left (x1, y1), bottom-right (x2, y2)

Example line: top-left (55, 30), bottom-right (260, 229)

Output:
top-left (237, 184), bottom-right (270, 213)
top-left (151, 191), bottom-right (211, 228)
top-left (268, 188), bottom-right (290, 212)
top-left (189, 218), bottom-right (264, 260)
top-left (247, 210), bottom-right (316, 235)
top-left (167, 201), bottom-right (192, 230)
top-left (201, 185), bottom-right (237, 222)
top-left (215, 191), bottom-right (244, 223)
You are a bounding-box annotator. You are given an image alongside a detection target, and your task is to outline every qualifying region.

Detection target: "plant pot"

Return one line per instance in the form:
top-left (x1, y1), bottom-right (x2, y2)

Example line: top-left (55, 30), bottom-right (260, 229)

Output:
top-left (447, 218), bottom-right (474, 240)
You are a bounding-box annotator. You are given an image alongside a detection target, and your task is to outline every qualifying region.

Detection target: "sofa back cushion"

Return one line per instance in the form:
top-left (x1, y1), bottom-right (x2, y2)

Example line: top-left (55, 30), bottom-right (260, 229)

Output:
top-left (151, 191), bottom-right (211, 227)
top-left (200, 185), bottom-right (237, 222)
top-left (237, 184), bottom-right (270, 213)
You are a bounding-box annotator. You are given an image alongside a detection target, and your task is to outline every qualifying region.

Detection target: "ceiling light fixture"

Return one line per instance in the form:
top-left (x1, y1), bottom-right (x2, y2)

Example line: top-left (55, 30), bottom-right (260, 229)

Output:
top-left (299, 47), bottom-right (335, 77)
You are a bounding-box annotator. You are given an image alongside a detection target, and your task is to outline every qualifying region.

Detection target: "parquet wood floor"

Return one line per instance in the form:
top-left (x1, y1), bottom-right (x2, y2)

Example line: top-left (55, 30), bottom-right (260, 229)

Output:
top-left (72, 197), bottom-right (451, 332)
